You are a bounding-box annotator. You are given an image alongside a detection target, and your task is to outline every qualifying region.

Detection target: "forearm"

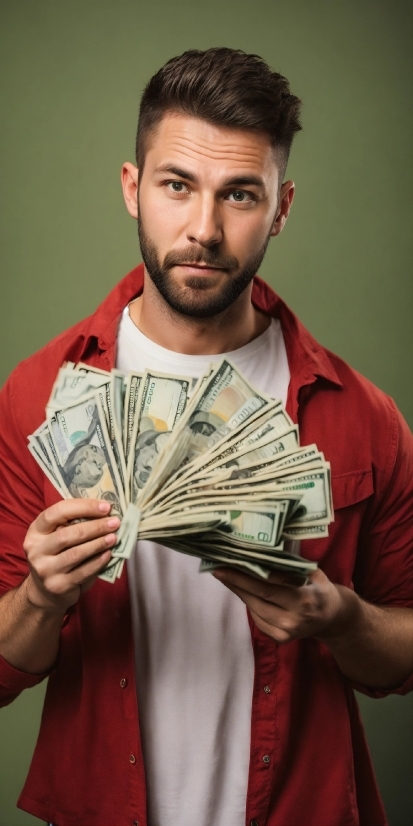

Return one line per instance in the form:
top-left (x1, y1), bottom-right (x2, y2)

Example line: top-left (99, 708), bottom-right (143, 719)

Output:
top-left (318, 587), bottom-right (413, 689)
top-left (0, 576), bottom-right (66, 674)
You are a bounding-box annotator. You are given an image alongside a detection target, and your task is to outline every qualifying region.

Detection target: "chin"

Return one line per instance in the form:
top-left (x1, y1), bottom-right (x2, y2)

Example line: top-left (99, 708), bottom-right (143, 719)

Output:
top-left (181, 274), bottom-right (222, 291)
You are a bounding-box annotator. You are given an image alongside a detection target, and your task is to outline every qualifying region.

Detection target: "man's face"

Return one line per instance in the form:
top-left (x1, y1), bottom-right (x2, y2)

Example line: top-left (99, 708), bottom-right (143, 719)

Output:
top-left (72, 444), bottom-right (105, 487)
top-left (133, 114), bottom-right (286, 318)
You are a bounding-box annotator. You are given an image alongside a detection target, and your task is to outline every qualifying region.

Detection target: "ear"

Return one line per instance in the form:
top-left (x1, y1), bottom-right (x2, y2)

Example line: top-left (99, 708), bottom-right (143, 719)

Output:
top-left (270, 180), bottom-right (295, 237)
top-left (121, 162), bottom-right (139, 219)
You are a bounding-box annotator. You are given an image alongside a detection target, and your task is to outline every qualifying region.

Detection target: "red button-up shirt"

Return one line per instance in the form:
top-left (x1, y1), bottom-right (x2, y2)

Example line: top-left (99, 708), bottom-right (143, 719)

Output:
top-left (1, 265), bottom-right (412, 826)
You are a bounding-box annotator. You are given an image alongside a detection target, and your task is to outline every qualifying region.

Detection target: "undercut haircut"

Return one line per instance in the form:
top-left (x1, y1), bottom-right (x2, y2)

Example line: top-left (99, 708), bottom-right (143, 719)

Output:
top-left (136, 47), bottom-right (302, 178)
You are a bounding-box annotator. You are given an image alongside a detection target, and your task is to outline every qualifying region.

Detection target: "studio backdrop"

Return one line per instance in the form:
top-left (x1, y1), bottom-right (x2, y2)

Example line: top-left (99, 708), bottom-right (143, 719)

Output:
top-left (0, 2), bottom-right (412, 825)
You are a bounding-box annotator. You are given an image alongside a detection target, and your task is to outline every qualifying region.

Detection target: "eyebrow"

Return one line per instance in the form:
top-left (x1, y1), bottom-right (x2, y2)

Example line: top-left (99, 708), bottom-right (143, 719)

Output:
top-left (154, 164), bottom-right (265, 189)
top-left (154, 164), bottom-right (197, 182)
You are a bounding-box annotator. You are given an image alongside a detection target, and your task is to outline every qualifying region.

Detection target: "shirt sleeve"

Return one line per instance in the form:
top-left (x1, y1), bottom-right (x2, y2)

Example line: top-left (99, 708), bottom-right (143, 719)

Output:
top-left (0, 371), bottom-right (50, 703)
top-left (352, 400), bottom-right (413, 697)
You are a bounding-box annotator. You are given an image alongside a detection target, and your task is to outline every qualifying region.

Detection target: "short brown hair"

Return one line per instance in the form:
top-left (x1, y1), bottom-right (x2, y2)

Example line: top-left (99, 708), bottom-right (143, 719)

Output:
top-left (136, 48), bottom-right (302, 176)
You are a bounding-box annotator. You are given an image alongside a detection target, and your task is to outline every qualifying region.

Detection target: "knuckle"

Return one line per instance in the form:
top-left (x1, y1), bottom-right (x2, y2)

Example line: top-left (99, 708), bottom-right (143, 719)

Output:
top-left (71, 523), bottom-right (86, 544)
top-left (97, 518), bottom-right (111, 535)
top-left (65, 544), bottom-right (84, 567)
top-left (23, 533), bottom-right (36, 558)
top-left (43, 503), bottom-right (60, 527)
top-left (31, 557), bottom-right (48, 580)
top-left (279, 615), bottom-right (295, 632)
top-left (48, 576), bottom-right (69, 597)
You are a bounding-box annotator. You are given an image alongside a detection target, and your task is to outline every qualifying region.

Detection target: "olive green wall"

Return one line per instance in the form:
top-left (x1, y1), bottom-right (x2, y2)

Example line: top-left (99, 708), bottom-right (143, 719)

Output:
top-left (0, 1), bottom-right (412, 824)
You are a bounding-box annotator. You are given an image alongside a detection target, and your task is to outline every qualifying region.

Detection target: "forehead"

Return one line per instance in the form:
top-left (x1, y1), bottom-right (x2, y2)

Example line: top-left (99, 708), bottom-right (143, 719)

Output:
top-left (145, 112), bottom-right (277, 178)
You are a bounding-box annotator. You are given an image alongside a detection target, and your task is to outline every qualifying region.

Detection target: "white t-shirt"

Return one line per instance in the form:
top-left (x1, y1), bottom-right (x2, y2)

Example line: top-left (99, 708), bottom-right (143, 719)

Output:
top-left (116, 306), bottom-right (290, 826)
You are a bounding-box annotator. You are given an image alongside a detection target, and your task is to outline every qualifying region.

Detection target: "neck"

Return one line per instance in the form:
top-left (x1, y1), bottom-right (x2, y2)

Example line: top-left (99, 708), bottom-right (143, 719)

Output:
top-left (128, 269), bottom-right (271, 355)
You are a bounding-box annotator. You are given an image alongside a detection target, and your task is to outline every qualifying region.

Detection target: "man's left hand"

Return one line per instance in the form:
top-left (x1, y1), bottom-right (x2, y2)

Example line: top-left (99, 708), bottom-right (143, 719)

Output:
top-left (212, 567), bottom-right (347, 644)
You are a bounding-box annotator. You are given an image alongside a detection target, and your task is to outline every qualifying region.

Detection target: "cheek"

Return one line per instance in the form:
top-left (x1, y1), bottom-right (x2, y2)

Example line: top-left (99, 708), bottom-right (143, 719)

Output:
top-left (225, 212), bottom-right (271, 256)
top-left (143, 188), bottom-right (190, 242)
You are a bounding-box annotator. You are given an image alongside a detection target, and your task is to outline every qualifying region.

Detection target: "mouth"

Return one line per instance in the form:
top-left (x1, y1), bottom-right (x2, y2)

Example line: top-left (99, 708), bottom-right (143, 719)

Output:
top-left (174, 263), bottom-right (226, 274)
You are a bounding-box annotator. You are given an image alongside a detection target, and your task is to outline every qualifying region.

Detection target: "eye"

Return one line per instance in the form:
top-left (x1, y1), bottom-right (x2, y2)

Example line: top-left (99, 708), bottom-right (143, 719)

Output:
top-left (166, 181), bottom-right (189, 194)
top-left (227, 190), bottom-right (255, 203)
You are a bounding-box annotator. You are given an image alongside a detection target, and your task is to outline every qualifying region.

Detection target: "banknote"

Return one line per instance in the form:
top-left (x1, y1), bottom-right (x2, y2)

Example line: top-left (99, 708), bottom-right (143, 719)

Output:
top-left (138, 359), bottom-right (271, 506)
top-left (28, 360), bottom-right (333, 581)
top-left (48, 393), bottom-right (125, 516)
top-left (123, 372), bottom-right (143, 460)
top-left (129, 370), bottom-right (192, 503)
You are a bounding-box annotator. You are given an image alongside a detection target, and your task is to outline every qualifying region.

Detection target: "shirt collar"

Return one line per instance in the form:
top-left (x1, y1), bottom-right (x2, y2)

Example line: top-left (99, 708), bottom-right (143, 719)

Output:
top-left (80, 262), bottom-right (342, 390)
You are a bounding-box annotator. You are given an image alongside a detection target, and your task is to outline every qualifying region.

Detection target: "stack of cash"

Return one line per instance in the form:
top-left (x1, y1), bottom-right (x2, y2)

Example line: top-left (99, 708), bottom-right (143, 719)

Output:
top-left (28, 359), bottom-right (333, 583)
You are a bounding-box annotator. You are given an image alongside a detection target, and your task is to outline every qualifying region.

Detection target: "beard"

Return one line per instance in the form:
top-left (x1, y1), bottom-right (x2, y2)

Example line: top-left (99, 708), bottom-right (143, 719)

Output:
top-left (137, 212), bottom-right (272, 319)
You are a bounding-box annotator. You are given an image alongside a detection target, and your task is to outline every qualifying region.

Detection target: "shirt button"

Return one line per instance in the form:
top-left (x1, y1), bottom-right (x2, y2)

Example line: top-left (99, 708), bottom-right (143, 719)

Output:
top-left (263, 685), bottom-right (271, 693)
top-left (129, 753), bottom-right (136, 764)
top-left (120, 678), bottom-right (128, 688)
top-left (263, 755), bottom-right (270, 764)
top-left (250, 820), bottom-right (259, 826)
top-left (133, 821), bottom-right (139, 825)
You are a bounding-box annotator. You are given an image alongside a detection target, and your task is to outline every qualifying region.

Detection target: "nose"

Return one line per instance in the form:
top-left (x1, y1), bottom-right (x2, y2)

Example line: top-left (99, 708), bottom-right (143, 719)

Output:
top-left (186, 193), bottom-right (223, 248)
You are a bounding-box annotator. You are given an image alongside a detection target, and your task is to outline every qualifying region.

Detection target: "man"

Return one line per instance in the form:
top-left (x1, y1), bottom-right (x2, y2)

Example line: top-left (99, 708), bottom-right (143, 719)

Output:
top-left (0, 48), bottom-right (412, 826)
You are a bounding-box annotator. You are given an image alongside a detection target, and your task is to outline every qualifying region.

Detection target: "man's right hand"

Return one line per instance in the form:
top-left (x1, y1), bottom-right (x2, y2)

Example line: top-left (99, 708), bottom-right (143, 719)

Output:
top-left (23, 499), bottom-right (120, 614)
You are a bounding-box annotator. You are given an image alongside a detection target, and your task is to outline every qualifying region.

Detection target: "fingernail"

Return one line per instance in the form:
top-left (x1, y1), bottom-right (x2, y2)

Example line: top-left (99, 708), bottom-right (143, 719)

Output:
top-left (107, 517), bottom-right (120, 529)
top-left (98, 502), bottom-right (111, 513)
top-left (105, 533), bottom-right (117, 545)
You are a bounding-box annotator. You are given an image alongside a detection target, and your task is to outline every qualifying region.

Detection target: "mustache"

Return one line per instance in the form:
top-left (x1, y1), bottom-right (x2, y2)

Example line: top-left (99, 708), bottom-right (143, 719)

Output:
top-left (163, 247), bottom-right (239, 271)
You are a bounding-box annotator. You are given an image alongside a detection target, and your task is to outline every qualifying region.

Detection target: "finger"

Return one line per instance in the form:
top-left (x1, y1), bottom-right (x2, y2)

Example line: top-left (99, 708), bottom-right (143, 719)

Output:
top-left (40, 515), bottom-right (120, 556)
top-left (223, 579), bottom-right (297, 636)
top-left (221, 580), bottom-right (298, 639)
top-left (51, 532), bottom-right (119, 574)
top-left (30, 531), bottom-right (118, 583)
top-left (213, 568), bottom-right (300, 609)
top-left (248, 608), bottom-right (292, 644)
top-left (46, 548), bottom-right (113, 594)
top-left (34, 499), bottom-right (112, 535)
top-left (267, 571), bottom-right (309, 587)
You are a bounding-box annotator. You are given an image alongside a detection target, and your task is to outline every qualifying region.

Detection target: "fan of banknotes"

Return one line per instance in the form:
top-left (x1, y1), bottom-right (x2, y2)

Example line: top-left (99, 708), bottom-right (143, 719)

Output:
top-left (28, 359), bottom-right (333, 583)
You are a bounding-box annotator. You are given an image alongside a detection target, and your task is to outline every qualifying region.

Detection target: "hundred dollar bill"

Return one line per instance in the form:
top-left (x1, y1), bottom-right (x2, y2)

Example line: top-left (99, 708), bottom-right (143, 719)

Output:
top-left (283, 523), bottom-right (329, 540)
top-left (111, 370), bottom-right (128, 440)
top-left (139, 359), bottom-right (271, 506)
top-left (159, 400), bottom-right (292, 494)
top-left (199, 556), bottom-right (273, 579)
top-left (213, 427), bottom-right (299, 477)
top-left (47, 365), bottom-right (112, 412)
top-left (123, 372), bottom-right (143, 459)
top-left (204, 403), bottom-right (294, 466)
top-left (182, 358), bottom-right (271, 459)
top-left (28, 425), bottom-right (68, 496)
top-left (217, 505), bottom-right (281, 546)
top-left (109, 503), bottom-right (141, 561)
top-left (143, 503), bottom-right (284, 549)
top-left (38, 426), bottom-right (72, 498)
top-left (98, 556), bottom-right (124, 584)
top-left (174, 541), bottom-right (316, 576)
top-left (220, 466), bottom-right (331, 528)
top-left (47, 393), bottom-right (126, 516)
top-left (129, 370), bottom-right (192, 503)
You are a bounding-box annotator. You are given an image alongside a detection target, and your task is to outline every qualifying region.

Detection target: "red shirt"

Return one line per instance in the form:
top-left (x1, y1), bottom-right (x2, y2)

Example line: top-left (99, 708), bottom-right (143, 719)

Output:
top-left (1, 265), bottom-right (412, 826)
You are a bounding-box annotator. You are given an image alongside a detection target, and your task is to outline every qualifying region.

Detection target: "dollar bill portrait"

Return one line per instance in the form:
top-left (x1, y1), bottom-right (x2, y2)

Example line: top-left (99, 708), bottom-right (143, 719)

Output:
top-left (133, 429), bottom-right (171, 489)
top-left (61, 405), bottom-right (122, 515)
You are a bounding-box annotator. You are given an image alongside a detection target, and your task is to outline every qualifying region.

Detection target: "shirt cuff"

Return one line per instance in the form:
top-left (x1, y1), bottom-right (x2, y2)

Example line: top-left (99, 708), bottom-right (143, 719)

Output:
top-left (0, 653), bottom-right (49, 706)
top-left (351, 671), bottom-right (413, 698)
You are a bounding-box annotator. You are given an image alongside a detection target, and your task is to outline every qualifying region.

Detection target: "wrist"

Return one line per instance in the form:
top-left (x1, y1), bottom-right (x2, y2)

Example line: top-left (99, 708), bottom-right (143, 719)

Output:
top-left (316, 586), bottom-right (363, 647)
top-left (23, 575), bottom-right (69, 618)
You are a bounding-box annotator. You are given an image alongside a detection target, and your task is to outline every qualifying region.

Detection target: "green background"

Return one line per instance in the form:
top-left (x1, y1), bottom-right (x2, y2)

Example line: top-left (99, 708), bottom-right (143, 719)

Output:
top-left (0, 1), bottom-right (412, 824)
